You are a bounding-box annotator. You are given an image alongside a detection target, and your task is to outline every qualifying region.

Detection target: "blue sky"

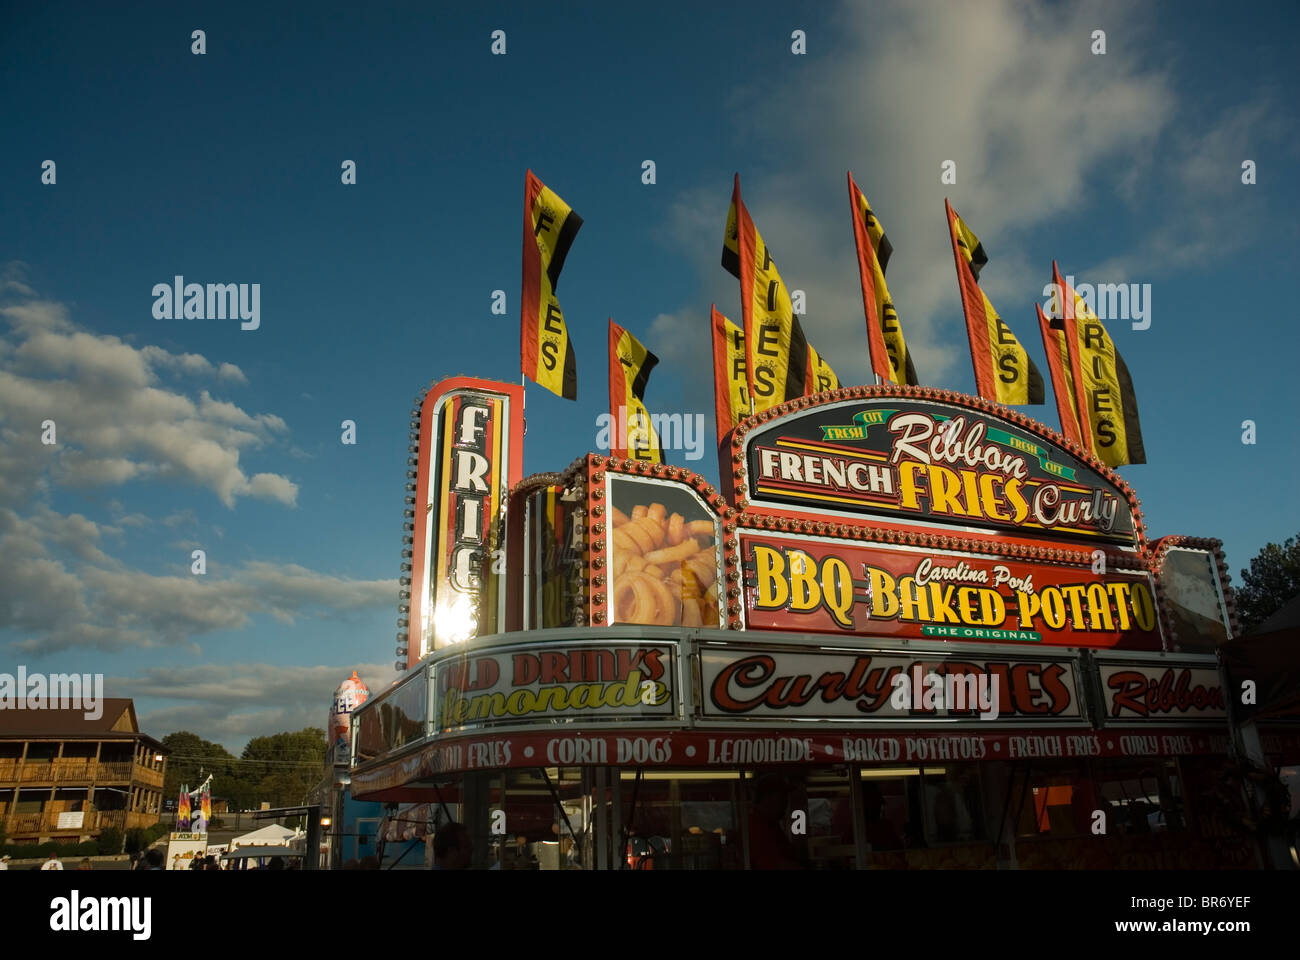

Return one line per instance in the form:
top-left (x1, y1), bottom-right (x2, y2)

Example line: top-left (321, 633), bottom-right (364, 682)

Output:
top-left (2, 0), bottom-right (1297, 750)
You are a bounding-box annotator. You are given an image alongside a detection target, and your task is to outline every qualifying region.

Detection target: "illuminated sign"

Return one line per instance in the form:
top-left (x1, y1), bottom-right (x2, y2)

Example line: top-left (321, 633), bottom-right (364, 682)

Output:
top-left (743, 396), bottom-right (1137, 544)
top-left (741, 534), bottom-right (1161, 650)
top-left (410, 379), bottom-right (523, 662)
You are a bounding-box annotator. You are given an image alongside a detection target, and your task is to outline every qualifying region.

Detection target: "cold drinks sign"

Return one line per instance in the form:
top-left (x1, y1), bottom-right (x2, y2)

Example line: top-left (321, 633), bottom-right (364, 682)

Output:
top-left (742, 397), bottom-right (1138, 545)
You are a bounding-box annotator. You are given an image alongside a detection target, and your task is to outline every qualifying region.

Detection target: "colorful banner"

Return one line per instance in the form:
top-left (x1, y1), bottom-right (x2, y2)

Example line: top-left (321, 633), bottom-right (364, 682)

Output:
top-left (945, 200), bottom-right (1043, 405)
top-left (521, 170), bottom-right (581, 399)
top-left (740, 534), bottom-right (1161, 649)
top-left (1037, 302), bottom-right (1084, 446)
top-left (176, 785), bottom-right (190, 831)
top-left (743, 396), bottom-right (1138, 543)
top-left (848, 172), bottom-right (916, 385)
top-left (711, 305), bottom-right (750, 444)
top-left (722, 175), bottom-right (808, 413)
top-left (1051, 262), bottom-right (1146, 467)
top-left (607, 320), bottom-right (662, 462)
top-left (1095, 660), bottom-right (1225, 721)
top-left (700, 645), bottom-right (1084, 721)
top-left (432, 642), bottom-right (678, 731)
top-left (805, 341), bottom-right (841, 395)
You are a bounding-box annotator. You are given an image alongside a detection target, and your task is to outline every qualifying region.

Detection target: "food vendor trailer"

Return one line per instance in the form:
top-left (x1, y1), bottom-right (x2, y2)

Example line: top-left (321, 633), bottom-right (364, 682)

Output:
top-left (349, 377), bottom-right (1254, 869)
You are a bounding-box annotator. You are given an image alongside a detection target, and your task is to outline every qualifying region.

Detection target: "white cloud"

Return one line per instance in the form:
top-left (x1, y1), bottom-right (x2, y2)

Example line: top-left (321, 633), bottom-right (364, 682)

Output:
top-left (1, 512), bottom-right (397, 653)
top-left (118, 661), bottom-right (399, 747)
top-left (0, 289), bottom-right (295, 508)
top-left (656, 0), bottom-right (1182, 393)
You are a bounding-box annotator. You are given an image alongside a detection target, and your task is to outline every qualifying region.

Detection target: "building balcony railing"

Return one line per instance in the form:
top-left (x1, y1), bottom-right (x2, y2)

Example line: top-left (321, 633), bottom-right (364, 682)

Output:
top-left (0, 760), bottom-right (149, 785)
top-left (1, 809), bottom-right (137, 835)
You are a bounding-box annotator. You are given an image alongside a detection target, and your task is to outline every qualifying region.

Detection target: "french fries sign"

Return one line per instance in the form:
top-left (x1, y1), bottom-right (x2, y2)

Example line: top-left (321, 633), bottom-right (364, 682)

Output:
top-left (743, 397), bottom-right (1138, 545)
top-left (742, 535), bottom-right (1161, 649)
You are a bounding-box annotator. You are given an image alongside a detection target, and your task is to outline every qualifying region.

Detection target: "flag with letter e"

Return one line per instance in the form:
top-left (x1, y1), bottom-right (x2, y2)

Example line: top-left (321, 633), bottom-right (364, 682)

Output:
top-left (1050, 262), bottom-right (1146, 466)
top-left (1036, 303), bottom-right (1085, 446)
top-left (521, 170), bottom-right (581, 399)
top-left (848, 172), bottom-right (917, 385)
top-left (945, 199), bottom-right (1044, 405)
top-left (608, 320), bottom-right (662, 462)
top-left (710, 305), bottom-right (750, 445)
top-left (721, 174), bottom-right (808, 414)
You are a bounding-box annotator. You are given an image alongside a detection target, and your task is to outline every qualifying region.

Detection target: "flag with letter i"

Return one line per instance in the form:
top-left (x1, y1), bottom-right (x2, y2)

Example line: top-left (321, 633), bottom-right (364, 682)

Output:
top-left (848, 172), bottom-right (917, 385)
top-left (945, 199), bottom-right (1044, 405)
top-left (1050, 262), bottom-right (1146, 466)
top-left (607, 320), bottom-right (662, 462)
top-left (710, 305), bottom-right (750, 445)
top-left (521, 169), bottom-right (581, 399)
top-left (721, 174), bottom-right (808, 414)
top-left (1037, 302), bottom-right (1084, 446)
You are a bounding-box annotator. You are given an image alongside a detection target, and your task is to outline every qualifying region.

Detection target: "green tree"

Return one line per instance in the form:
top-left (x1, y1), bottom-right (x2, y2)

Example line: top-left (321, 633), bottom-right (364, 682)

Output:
top-left (1236, 534), bottom-right (1300, 633)
top-left (98, 826), bottom-right (123, 855)
top-left (161, 730), bottom-right (238, 801)
top-left (242, 728), bottom-right (327, 808)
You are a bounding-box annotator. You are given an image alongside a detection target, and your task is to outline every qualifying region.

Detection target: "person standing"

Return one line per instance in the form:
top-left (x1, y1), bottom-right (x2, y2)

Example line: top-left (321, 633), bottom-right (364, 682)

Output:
top-left (0, 854), bottom-right (10, 871)
top-left (430, 822), bottom-right (473, 870)
top-left (746, 776), bottom-right (803, 870)
top-left (40, 852), bottom-right (64, 871)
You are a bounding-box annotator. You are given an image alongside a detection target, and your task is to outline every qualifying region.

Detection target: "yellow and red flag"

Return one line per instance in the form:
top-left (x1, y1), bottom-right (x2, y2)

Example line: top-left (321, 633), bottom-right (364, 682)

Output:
top-left (721, 175), bottom-right (808, 414)
top-left (710, 305), bottom-right (750, 445)
top-left (1036, 303), bottom-right (1084, 446)
top-left (1050, 262), bottom-right (1146, 466)
top-left (521, 170), bottom-right (581, 399)
top-left (848, 172), bottom-right (917, 385)
top-left (607, 320), bottom-right (662, 462)
top-left (805, 340), bottom-right (840, 395)
top-left (945, 200), bottom-right (1043, 405)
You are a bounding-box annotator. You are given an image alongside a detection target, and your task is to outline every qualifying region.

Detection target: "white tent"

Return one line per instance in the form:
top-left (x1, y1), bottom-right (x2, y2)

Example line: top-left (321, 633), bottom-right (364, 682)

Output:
top-left (229, 823), bottom-right (302, 849)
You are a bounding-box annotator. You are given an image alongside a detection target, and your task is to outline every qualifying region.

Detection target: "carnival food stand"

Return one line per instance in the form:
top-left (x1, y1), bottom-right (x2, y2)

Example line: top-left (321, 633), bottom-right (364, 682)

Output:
top-left (349, 377), bottom-right (1251, 869)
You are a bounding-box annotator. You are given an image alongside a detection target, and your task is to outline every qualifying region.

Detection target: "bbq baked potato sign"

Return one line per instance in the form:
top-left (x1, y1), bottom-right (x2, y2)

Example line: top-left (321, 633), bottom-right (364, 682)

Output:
top-left (742, 396), bottom-right (1137, 545)
top-left (741, 534), bottom-right (1161, 650)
